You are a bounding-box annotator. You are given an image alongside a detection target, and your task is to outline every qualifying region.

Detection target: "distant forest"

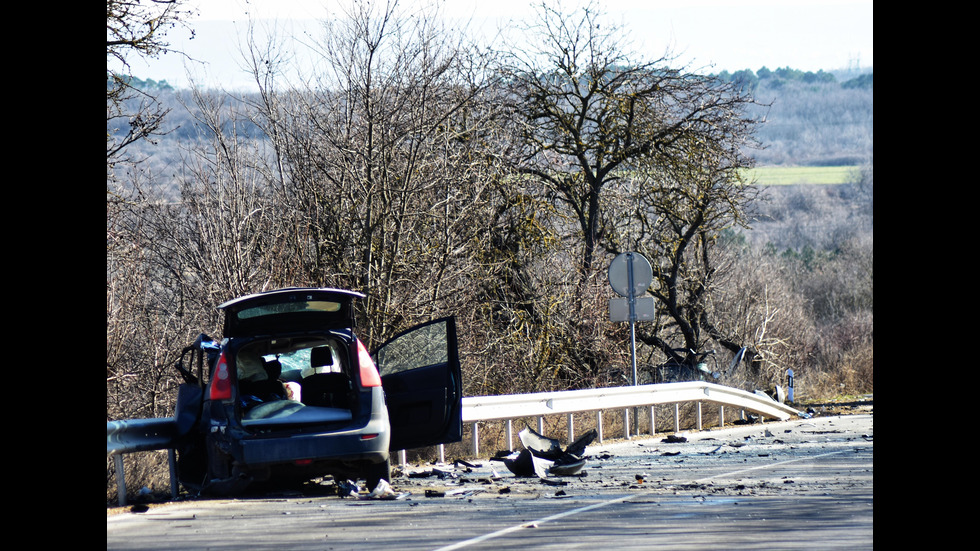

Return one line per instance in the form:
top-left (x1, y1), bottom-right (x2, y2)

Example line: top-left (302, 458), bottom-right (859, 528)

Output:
top-left (123, 65), bottom-right (873, 172)
top-left (716, 66), bottom-right (873, 166)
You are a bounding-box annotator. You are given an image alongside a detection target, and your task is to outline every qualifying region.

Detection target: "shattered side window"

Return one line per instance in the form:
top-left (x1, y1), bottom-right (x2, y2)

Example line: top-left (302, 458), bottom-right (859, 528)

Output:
top-left (376, 320), bottom-right (448, 376)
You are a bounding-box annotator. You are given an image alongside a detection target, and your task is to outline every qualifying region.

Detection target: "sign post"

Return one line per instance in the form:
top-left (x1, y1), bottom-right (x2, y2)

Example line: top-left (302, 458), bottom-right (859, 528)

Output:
top-left (608, 252), bottom-right (654, 387)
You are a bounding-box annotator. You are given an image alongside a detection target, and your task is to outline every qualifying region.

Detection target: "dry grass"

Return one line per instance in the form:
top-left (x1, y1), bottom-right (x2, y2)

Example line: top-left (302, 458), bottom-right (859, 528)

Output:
top-left (107, 450), bottom-right (172, 505)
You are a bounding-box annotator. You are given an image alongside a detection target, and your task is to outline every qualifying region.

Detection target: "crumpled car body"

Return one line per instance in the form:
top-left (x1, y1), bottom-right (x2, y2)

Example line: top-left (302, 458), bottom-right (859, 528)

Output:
top-left (172, 288), bottom-right (462, 494)
top-left (501, 427), bottom-right (597, 477)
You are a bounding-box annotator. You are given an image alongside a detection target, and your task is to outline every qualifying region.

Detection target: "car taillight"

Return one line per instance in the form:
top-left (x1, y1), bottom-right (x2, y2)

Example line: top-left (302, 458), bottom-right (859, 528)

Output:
top-left (357, 339), bottom-right (382, 387)
top-left (210, 351), bottom-right (233, 401)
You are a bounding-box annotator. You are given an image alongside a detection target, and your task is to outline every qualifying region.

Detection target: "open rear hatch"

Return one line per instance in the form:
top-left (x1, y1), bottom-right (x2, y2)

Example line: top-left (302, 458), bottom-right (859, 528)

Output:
top-left (218, 289), bottom-right (366, 431)
top-left (219, 288), bottom-right (364, 338)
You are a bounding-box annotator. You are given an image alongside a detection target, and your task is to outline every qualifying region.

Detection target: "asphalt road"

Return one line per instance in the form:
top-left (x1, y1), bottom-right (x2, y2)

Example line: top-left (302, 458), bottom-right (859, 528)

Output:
top-left (107, 412), bottom-right (873, 550)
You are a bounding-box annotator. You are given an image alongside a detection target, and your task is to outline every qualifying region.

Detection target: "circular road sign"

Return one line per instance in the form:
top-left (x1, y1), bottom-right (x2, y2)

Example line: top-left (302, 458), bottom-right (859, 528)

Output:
top-left (608, 252), bottom-right (652, 297)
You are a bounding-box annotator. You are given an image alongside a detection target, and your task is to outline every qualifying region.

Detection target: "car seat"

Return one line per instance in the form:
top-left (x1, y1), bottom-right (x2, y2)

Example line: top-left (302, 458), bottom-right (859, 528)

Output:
top-left (302, 346), bottom-right (352, 408)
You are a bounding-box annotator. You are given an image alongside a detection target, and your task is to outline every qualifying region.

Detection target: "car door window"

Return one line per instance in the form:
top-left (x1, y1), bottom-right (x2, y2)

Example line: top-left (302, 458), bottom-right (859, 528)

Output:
top-left (373, 317), bottom-right (462, 451)
top-left (375, 320), bottom-right (449, 376)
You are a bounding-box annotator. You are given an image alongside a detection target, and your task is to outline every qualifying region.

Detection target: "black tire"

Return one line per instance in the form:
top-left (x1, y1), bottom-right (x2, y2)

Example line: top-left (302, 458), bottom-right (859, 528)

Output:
top-left (364, 458), bottom-right (391, 492)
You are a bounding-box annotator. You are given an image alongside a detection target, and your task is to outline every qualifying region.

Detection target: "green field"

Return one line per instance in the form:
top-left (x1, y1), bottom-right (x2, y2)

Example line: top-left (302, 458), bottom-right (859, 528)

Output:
top-left (745, 165), bottom-right (859, 185)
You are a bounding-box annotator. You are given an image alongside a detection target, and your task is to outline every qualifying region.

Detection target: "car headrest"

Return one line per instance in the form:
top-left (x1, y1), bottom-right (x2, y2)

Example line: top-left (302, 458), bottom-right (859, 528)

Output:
top-left (310, 346), bottom-right (334, 368)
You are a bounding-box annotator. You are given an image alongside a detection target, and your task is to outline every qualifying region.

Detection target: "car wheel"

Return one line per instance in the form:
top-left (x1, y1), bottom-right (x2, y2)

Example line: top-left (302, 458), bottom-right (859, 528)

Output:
top-left (363, 458), bottom-right (391, 492)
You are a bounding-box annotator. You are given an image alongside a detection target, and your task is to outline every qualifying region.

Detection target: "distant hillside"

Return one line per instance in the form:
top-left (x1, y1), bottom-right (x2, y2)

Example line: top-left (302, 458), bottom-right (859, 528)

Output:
top-left (119, 66), bottom-right (873, 179)
top-left (714, 67), bottom-right (873, 166)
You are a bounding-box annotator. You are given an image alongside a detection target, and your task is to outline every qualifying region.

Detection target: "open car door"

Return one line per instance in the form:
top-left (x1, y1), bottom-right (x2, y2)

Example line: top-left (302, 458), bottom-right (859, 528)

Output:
top-left (374, 317), bottom-right (463, 451)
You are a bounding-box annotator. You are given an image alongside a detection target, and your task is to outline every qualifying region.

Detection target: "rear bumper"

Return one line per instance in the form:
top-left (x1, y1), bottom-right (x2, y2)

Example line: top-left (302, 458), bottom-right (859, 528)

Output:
top-left (240, 415), bottom-right (390, 466)
top-left (238, 387), bottom-right (390, 467)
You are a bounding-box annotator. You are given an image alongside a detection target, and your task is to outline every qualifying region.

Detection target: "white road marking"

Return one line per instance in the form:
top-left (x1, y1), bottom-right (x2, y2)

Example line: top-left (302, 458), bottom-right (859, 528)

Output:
top-left (694, 449), bottom-right (849, 483)
top-left (435, 449), bottom-right (851, 550)
top-left (433, 495), bottom-right (634, 551)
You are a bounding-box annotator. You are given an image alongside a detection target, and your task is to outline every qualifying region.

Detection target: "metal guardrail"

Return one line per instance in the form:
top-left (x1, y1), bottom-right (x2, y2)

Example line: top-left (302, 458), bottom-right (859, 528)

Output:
top-left (107, 418), bottom-right (178, 455)
top-left (461, 381), bottom-right (800, 454)
top-left (107, 382), bottom-right (799, 505)
top-left (107, 418), bottom-right (179, 506)
top-left (463, 381), bottom-right (797, 422)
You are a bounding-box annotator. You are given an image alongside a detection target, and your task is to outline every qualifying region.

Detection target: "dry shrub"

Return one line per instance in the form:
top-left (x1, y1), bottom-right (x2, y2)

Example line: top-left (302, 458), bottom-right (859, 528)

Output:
top-left (802, 311), bottom-right (874, 397)
top-left (709, 244), bottom-right (817, 391)
top-left (106, 450), bottom-right (172, 505)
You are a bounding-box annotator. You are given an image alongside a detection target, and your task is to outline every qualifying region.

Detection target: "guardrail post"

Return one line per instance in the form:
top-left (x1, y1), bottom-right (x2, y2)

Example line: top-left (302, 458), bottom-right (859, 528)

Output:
top-left (168, 449), bottom-right (178, 499)
top-left (719, 406), bottom-right (725, 428)
top-left (697, 402), bottom-right (703, 431)
top-left (113, 454), bottom-right (127, 506)
top-left (399, 449), bottom-right (407, 465)
top-left (506, 420), bottom-right (513, 451)
top-left (537, 416), bottom-right (544, 434)
top-left (596, 411), bottom-right (603, 443)
top-left (471, 422), bottom-right (479, 456)
top-left (438, 444), bottom-right (445, 464)
top-left (623, 408), bottom-right (630, 440)
top-left (674, 403), bottom-right (680, 433)
top-left (649, 405), bottom-right (656, 435)
top-left (567, 413), bottom-right (575, 443)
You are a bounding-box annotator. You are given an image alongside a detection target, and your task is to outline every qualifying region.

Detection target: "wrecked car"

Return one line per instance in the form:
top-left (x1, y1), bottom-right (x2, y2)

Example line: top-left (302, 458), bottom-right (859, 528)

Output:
top-left (171, 288), bottom-right (462, 494)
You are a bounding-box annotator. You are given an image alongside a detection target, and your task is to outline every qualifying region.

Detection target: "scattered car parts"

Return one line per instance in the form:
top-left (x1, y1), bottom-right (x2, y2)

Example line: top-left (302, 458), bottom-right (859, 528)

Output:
top-left (496, 427), bottom-right (597, 478)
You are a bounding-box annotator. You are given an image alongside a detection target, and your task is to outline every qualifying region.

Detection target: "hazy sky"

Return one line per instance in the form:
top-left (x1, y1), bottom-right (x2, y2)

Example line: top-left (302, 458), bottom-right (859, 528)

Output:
top-left (125, 0), bottom-right (873, 90)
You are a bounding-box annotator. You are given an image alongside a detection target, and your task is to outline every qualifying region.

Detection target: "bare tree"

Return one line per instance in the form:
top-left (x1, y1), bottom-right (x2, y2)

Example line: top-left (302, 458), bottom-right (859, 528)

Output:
top-left (107, 0), bottom-right (194, 177)
top-left (243, 0), bottom-right (503, 345)
top-left (604, 146), bottom-right (761, 372)
top-left (496, 1), bottom-right (760, 384)
top-left (501, 1), bottom-right (759, 281)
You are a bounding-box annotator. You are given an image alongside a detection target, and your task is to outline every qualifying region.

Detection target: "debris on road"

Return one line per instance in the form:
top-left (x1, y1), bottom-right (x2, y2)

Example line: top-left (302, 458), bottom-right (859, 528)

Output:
top-left (733, 414), bottom-right (760, 425)
top-left (337, 480), bottom-right (360, 498)
top-left (362, 479), bottom-right (410, 500)
top-left (445, 488), bottom-right (484, 498)
top-left (548, 456), bottom-right (587, 476)
top-left (499, 448), bottom-right (550, 478)
top-left (406, 467), bottom-right (457, 480)
top-left (494, 427), bottom-right (598, 480)
top-left (539, 477), bottom-right (568, 486)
